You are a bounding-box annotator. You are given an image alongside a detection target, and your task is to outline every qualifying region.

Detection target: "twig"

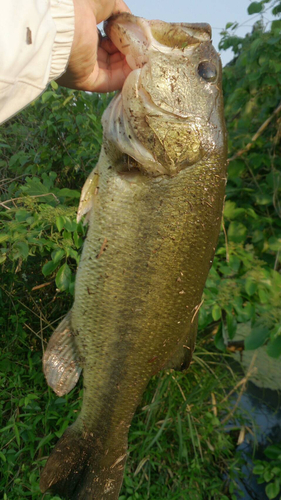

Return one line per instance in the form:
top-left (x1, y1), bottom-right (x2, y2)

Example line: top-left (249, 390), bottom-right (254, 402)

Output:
top-left (221, 353), bottom-right (257, 425)
top-left (34, 314), bottom-right (65, 336)
top-left (31, 281), bottom-right (53, 291)
top-left (221, 216), bottom-right (229, 263)
top-left (229, 101), bottom-right (281, 161)
top-left (0, 173), bottom-right (32, 188)
top-left (0, 192), bottom-right (60, 209)
top-left (211, 392), bottom-right (217, 417)
top-left (172, 375), bottom-right (186, 402)
top-left (191, 299), bottom-right (204, 324)
top-left (24, 322), bottom-right (47, 344)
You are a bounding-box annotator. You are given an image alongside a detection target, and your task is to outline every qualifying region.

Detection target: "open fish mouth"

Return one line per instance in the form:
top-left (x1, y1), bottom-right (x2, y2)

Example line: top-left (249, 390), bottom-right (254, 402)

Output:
top-left (104, 13), bottom-right (212, 71)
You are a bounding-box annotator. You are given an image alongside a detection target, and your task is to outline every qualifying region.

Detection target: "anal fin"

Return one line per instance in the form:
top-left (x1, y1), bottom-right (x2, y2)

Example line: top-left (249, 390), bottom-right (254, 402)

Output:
top-left (43, 312), bottom-right (82, 396)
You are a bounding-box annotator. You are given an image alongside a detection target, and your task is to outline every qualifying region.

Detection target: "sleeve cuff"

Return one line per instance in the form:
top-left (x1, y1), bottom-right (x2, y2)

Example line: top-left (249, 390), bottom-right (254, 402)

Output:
top-left (49, 0), bottom-right (75, 82)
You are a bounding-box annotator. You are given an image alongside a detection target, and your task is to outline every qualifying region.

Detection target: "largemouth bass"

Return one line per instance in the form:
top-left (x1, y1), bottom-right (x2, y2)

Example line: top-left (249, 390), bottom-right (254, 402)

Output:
top-left (40, 13), bottom-right (227, 500)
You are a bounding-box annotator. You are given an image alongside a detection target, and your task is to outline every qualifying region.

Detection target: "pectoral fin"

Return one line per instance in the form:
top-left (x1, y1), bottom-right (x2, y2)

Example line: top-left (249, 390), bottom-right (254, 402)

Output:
top-left (77, 169), bottom-right (100, 223)
top-left (43, 312), bottom-right (82, 396)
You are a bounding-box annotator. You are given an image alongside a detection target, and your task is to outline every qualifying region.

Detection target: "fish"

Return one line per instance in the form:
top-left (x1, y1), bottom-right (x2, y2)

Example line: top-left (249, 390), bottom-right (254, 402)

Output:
top-left (40, 13), bottom-right (227, 500)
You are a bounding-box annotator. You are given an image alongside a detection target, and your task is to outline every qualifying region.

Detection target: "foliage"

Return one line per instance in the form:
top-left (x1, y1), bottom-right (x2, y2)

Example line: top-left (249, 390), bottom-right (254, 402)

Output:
top-left (253, 444), bottom-right (281, 499)
top-left (201, 0), bottom-right (281, 355)
top-left (0, 88), bottom-right (108, 292)
top-left (1, 1), bottom-right (281, 499)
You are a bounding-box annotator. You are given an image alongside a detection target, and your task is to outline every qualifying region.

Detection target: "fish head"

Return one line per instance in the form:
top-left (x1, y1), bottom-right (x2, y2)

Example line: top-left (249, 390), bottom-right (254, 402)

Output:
top-left (103, 14), bottom-right (226, 176)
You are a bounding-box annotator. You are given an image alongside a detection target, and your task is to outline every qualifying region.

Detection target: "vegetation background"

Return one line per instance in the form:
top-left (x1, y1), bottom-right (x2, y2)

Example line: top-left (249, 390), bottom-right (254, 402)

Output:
top-left (0, 0), bottom-right (281, 498)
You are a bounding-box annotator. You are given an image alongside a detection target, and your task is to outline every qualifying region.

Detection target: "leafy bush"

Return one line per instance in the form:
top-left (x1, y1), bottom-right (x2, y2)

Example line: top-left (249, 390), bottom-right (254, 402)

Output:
top-left (202, 0), bottom-right (281, 355)
top-left (253, 444), bottom-right (281, 499)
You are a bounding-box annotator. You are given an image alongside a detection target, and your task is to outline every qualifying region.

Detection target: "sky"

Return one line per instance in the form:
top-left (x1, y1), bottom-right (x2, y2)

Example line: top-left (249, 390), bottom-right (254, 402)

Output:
top-left (122, 0), bottom-right (274, 66)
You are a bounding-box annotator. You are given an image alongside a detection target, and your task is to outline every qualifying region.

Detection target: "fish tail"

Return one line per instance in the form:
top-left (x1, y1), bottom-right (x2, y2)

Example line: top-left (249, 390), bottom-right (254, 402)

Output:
top-left (40, 423), bottom-right (127, 499)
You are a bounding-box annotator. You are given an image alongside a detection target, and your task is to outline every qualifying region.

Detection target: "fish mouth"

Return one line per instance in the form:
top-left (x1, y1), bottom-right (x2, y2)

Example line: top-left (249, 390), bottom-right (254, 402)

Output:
top-left (104, 13), bottom-right (212, 71)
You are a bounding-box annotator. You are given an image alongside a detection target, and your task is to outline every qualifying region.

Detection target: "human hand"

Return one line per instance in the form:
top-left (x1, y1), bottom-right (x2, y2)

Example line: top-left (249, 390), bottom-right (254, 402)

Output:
top-left (56, 0), bottom-right (131, 93)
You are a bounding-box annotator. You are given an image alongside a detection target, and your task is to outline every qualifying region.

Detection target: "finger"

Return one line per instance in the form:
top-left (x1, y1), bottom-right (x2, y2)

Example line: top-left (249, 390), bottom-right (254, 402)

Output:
top-left (95, 0), bottom-right (131, 24)
top-left (99, 36), bottom-right (120, 55)
top-left (97, 46), bottom-right (126, 63)
top-left (113, 0), bottom-right (131, 15)
top-left (86, 59), bottom-right (131, 92)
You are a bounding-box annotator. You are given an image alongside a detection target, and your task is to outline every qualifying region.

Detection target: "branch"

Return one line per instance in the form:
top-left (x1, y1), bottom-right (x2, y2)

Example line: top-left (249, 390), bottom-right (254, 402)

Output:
top-left (0, 192), bottom-right (60, 209)
top-left (229, 101), bottom-right (281, 162)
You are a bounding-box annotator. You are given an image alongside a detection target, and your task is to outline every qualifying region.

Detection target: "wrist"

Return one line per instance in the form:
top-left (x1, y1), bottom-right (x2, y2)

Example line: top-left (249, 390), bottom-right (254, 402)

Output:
top-left (49, 0), bottom-right (75, 82)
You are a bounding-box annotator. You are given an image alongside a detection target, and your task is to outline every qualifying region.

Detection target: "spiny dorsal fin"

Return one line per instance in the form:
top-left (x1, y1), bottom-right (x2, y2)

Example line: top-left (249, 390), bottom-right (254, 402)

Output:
top-left (43, 312), bottom-right (82, 396)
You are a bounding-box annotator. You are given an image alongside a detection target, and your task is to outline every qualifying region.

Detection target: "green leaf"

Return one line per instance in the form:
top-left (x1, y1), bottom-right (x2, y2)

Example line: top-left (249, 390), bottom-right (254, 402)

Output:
top-left (20, 177), bottom-right (49, 197)
top-left (229, 255), bottom-right (241, 273)
top-left (268, 237), bottom-right (281, 252)
top-left (245, 278), bottom-right (257, 296)
top-left (41, 91), bottom-right (55, 103)
top-left (50, 80), bottom-right (58, 90)
top-left (271, 20), bottom-right (281, 32)
top-left (214, 323), bottom-right (226, 352)
top-left (244, 326), bottom-right (270, 350)
top-left (264, 470), bottom-right (274, 482)
top-left (234, 301), bottom-right (254, 322)
top-left (51, 248), bottom-right (65, 264)
top-left (76, 115), bottom-right (86, 127)
top-left (264, 445), bottom-right (281, 460)
top-left (15, 209), bottom-right (29, 222)
top-left (248, 2), bottom-right (263, 15)
top-left (36, 433), bottom-right (54, 452)
top-left (267, 336), bottom-right (281, 359)
top-left (227, 160), bottom-right (246, 181)
top-left (224, 201), bottom-right (245, 219)
top-left (265, 480), bottom-right (280, 499)
top-left (226, 313), bottom-right (237, 340)
top-left (42, 260), bottom-right (60, 277)
top-left (228, 222), bottom-right (247, 243)
top-left (212, 304), bottom-right (222, 321)
top-left (13, 241), bottom-right (29, 259)
top-left (73, 231), bottom-right (83, 249)
top-left (254, 192), bottom-right (272, 205)
top-left (55, 263), bottom-right (71, 291)
top-left (56, 216), bottom-right (65, 232)
top-left (0, 234), bottom-right (9, 244)
top-left (59, 188), bottom-right (80, 199)
top-left (13, 424), bottom-right (20, 446)
top-left (64, 218), bottom-right (77, 232)
top-left (67, 248), bottom-right (79, 262)
top-left (253, 464), bottom-right (265, 475)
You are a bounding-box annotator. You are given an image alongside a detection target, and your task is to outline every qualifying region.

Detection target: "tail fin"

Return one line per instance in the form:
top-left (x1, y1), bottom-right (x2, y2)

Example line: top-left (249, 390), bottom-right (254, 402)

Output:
top-left (40, 425), bottom-right (127, 499)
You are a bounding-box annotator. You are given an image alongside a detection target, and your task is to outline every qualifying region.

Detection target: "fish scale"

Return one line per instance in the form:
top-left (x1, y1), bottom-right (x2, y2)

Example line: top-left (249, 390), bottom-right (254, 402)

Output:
top-left (40, 13), bottom-right (227, 500)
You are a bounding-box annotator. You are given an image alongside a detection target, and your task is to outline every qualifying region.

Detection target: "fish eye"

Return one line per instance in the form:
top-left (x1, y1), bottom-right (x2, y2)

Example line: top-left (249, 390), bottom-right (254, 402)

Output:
top-left (198, 61), bottom-right (217, 82)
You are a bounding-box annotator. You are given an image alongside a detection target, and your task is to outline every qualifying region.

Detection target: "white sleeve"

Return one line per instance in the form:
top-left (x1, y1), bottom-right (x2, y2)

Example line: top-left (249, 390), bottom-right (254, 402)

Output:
top-left (0, 0), bottom-right (75, 125)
